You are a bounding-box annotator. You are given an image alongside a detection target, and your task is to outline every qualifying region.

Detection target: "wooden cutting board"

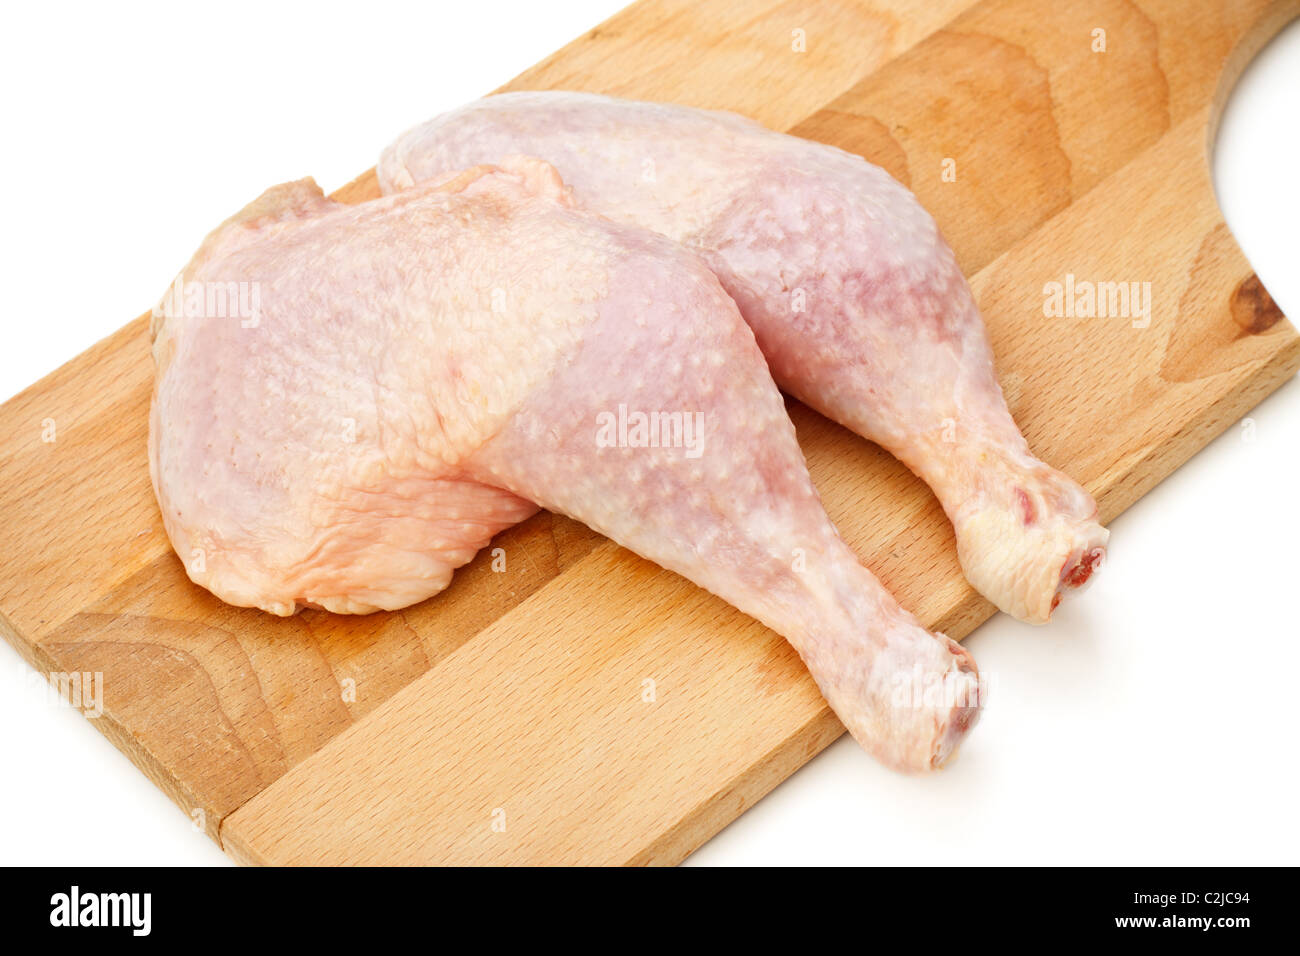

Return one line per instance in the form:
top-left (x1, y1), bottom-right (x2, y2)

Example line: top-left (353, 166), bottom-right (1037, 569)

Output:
top-left (3, 0), bottom-right (1297, 866)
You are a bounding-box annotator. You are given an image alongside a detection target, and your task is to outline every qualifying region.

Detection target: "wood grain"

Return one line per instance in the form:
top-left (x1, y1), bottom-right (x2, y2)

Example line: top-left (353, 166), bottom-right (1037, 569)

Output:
top-left (1, 0), bottom-right (1297, 864)
top-left (508, 0), bottom-right (982, 130)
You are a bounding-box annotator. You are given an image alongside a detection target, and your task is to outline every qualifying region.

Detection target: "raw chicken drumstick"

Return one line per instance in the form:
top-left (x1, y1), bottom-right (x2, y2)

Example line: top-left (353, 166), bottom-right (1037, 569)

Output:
top-left (378, 92), bottom-right (1109, 624)
top-left (149, 158), bottom-right (981, 771)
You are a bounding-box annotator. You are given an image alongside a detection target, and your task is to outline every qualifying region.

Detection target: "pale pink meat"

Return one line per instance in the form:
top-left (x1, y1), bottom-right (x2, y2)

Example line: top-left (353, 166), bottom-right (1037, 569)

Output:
top-left (149, 158), bottom-right (981, 771)
top-left (377, 92), bottom-right (1109, 624)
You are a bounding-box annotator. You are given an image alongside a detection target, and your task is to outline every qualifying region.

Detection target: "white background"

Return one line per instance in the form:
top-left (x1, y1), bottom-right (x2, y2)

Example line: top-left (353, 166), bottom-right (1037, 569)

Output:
top-left (0, 1), bottom-right (1297, 866)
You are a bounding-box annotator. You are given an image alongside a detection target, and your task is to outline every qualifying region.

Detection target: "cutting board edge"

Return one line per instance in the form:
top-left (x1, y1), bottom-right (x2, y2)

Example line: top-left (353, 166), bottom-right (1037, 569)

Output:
top-left (2, 610), bottom-right (224, 844)
top-left (1094, 325), bottom-right (1300, 526)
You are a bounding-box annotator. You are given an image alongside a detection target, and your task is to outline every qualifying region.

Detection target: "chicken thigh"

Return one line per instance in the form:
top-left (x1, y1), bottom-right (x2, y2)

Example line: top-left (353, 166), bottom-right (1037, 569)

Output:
top-left (378, 92), bottom-right (1108, 624)
top-left (149, 158), bottom-right (980, 771)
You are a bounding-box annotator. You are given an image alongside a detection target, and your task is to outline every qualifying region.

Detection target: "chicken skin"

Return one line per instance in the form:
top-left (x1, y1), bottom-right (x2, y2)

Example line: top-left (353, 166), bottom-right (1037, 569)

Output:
top-left (378, 92), bottom-right (1108, 623)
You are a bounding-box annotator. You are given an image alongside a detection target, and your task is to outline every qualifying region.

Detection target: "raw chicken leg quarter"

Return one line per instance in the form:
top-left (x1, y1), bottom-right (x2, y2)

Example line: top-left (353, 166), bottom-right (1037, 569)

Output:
top-left (378, 92), bottom-right (1110, 624)
top-left (149, 158), bottom-right (982, 772)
